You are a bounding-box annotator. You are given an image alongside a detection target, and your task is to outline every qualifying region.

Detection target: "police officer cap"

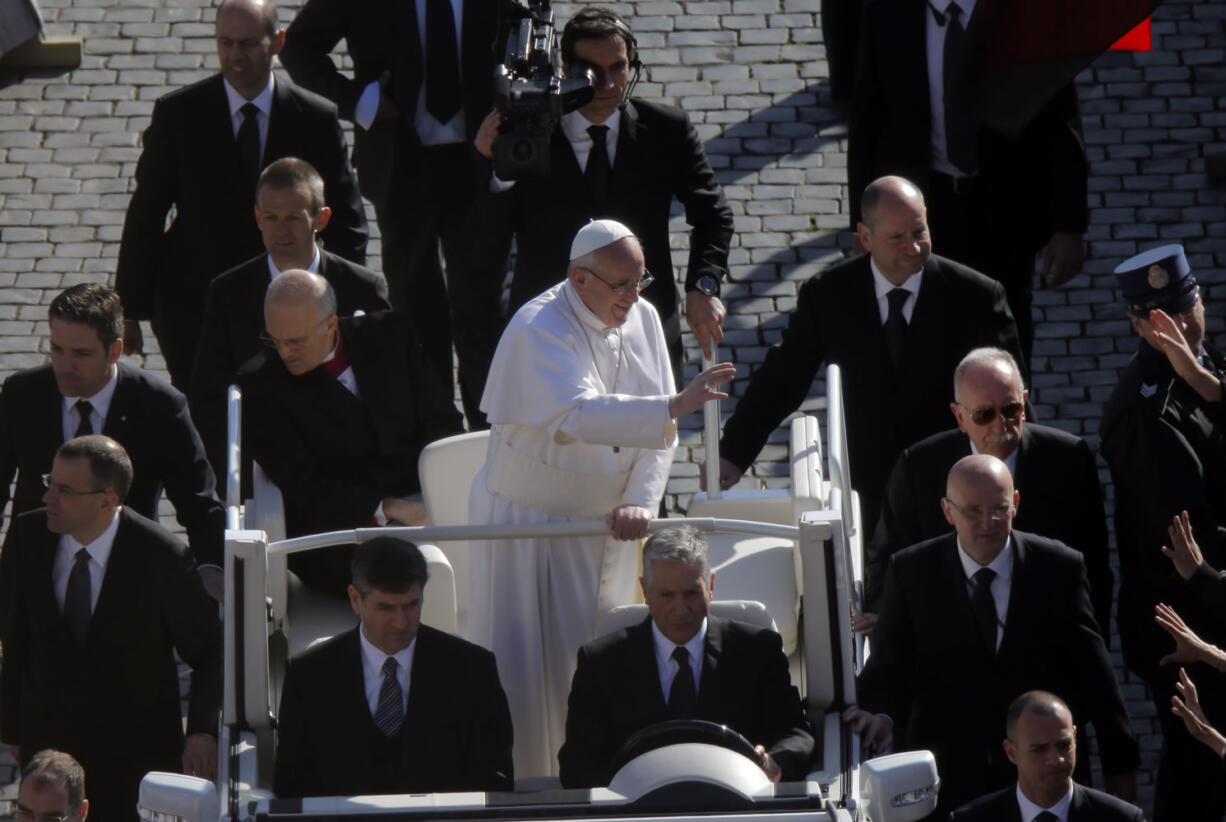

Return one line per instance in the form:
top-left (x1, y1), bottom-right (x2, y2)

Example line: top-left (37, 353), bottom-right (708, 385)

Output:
top-left (570, 219), bottom-right (637, 261)
top-left (1113, 243), bottom-right (1197, 315)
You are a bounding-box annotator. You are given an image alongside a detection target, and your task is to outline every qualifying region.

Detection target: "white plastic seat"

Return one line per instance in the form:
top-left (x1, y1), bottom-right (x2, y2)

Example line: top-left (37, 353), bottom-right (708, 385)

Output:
top-left (597, 600), bottom-right (776, 638)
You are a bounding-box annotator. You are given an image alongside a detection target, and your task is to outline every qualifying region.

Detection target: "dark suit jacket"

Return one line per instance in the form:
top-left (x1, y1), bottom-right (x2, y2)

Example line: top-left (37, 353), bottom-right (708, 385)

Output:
top-left (280, 0), bottom-right (498, 212)
top-left (719, 253), bottom-right (1022, 539)
top-left (0, 362), bottom-right (225, 565)
top-left (237, 311), bottom-right (463, 537)
top-left (273, 624), bottom-right (513, 797)
top-left (0, 507), bottom-right (221, 822)
top-left (115, 72), bottom-right (367, 381)
top-left (189, 249), bottom-right (391, 487)
top-left (471, 99), bottom-right (735, 356)
top-left (558, 616), bottom-right (814, 788)
top-left (950, 783), bottom-right (1146, 822)
top-left (846, 0), bottom-right (1088, 255)
top-left (866, 423), bottom-right (1112, 637)
top-left (858, 531), bottom-right (1139, 817)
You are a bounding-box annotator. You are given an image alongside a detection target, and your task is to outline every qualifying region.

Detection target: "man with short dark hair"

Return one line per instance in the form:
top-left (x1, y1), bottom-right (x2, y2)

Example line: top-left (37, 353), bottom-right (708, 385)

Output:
top-left (18, 750), bottom-right (89, 822)
top-left (190, 157), bottom-right (390, 487)
top-left (0, 436), bottom-right (222, 822)
top-left (558, 526), bottom-right (813, 788)
top-left (273, 537), bottom-right (513, 796)
top-left (950, 691), bottom-right (1145, 822)
top-left (116, 0), bottom-right (367, 388)
top-left (0, 284), bottom-right (225, 589)
top-left (238, 270), bottom-right (462, 594)
top-left (864, 347), bottom-right (1110, 634)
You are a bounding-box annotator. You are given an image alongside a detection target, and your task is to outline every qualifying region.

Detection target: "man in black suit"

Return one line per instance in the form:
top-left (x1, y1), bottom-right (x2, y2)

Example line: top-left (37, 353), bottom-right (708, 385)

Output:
top-left (950, 691), bottom-right (1146, 822)
top-left (116, 0), bottom-right (367, 388)
top-left (190, 157), bottom-right (390, 489)
top-left (0, 284), bottom-right (224, 599)
top-left (558, 526), bottom-right (813, 788)
top-left (0, 436), bottom-right (222, 822)
top-left (280, 0), bottom-right (501, 427)
top-left (274, 536), bottom-right (513, 797)
top-left (238, 270), bottom-right (462, 595)
top-left (713, 176), bottom-right (1023, 541)
top-left (472, 6), bottom-right (735, 376)
top-left (864, 347), bottom-right (1111, 634)
top-left (1099, 244), bottom-right (1226, 822)
top-left (847, 0), bottom-right (1088, 368)
top-left (845, 455), bottom-right (1138, 819)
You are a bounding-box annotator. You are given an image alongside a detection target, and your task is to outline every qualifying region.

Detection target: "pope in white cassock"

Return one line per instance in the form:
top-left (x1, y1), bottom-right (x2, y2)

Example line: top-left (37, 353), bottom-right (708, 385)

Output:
top-left (469, 219), bottom-right (735, 779)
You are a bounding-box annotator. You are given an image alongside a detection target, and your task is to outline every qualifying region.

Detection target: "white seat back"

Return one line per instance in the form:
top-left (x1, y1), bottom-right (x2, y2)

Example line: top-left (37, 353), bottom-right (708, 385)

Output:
top-left (597, 600), bottom-right (776, 638)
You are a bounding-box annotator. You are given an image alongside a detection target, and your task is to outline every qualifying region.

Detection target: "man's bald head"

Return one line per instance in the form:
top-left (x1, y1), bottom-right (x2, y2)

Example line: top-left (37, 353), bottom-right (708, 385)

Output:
top-left (941, 454), bottom-right (1019, 565)
top-left (263, 270), bottom-right (339, 375)
top-left (217, 0), bottom-right (278, 38)
top-left (860, 176), bottom-right (926, 228)
top-left (265, 268), bottom-right (336, 316)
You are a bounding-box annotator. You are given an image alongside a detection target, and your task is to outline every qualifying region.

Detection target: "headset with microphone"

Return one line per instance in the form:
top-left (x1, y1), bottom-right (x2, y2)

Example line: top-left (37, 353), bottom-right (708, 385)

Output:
top-left (561, 8), bottom-right (643, 104)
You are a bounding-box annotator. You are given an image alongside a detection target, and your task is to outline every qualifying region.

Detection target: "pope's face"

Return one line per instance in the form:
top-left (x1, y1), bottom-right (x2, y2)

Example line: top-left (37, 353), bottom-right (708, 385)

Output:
top-left (570, 237), bottom-right (646, 328)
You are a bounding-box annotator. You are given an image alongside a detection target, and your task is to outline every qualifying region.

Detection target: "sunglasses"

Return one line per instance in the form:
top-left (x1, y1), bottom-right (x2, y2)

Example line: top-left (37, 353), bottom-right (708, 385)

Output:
top-left (960, 401), bottom-right (1023, 426)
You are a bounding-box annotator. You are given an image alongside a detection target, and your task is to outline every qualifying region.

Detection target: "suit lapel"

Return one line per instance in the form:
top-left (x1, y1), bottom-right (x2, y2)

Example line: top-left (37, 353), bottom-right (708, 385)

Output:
top-left (937, 535), bottom-right (993, 658)
top-left (695, 617), bottom-right (724, 713)
top-left (609, 101), bottom-right (641, 204)
top-left (101, 365), bottom-right (138, 443)
top-left (87, 509), bottom-right (140, 642)
top-left (204, 75), bottom-right (248, 203)
top-left (27, 520), bottom-right (69, 640)
top-left (627, 619), bottom-right (670, 719)
top-left (849, 258), bottom-right (893, 373)
top-left (996, 532), bottom-right (1030, 659)
top-left (1067, 783), bottom-right (1089, 822)
top-left (1011, 424), bottom-right (1033, 491)
top-left (35, 368), bottom-right (66, 449)
top-left (340, 316), bottom-right (386, 438)
top-left (264, 78), bottom-right (295, 173)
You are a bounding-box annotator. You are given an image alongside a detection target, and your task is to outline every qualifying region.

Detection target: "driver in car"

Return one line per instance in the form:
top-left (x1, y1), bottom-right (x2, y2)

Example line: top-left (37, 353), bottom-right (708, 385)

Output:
top-left (557, 526), bottom-right (814, 787)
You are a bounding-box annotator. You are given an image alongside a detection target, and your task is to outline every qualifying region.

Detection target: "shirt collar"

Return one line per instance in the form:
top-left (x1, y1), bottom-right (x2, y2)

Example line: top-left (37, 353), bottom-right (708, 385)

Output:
top-left (1015, 781), bottom-right (1073, 822)
top-left (62, 364), bottom-right (119, 419)
top-left (63, 506), bottom-right (122, 570)
top-left (562, 107), bottom-right (621, 143)
top-left (223, 72), bottom-right (275, 118)
top-left (267, 245), bottom-right (321, 281)
top-left (651, 616), bottom-right (708, 670)
top-left (968, 438), bottom-right (1020, 474)
top-left (358, 623), bottom-right (416, 676)
top-left (563, 278), bottom-right (617, 334)
top-left (956, 534), bottom-right (1014, 583)
top-left (870, 257), bottom-right (923, 301)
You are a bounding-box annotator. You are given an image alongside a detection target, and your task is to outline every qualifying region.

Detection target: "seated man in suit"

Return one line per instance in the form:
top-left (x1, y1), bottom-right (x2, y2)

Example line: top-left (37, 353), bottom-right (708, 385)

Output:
top-left (845, 455), bottom-right (1138, 819)
top-left (0, 283), bottom-right (225, 604)
top-left (950, 691), bottom-right (1145, 822)
top-left (710, 175), bottom-right (1023, 542)
top-left (0, 436), bottom-right (221, 822)
top-left (238, 269), bottom-right (462, 595)
top-left (863, 347), bottom-right (1111, 636)
top-left (191, 156), bottom-right (390, 489)
top-left (558, 526), bottom-right (814, 788)
top-left (17, 750), bottom-right (89, 822)
top-left (274, 536), bottom-right (513, 796)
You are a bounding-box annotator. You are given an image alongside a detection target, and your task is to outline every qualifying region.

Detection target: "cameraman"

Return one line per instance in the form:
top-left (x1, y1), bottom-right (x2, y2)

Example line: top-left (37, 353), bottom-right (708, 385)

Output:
top-left (473, 6), bottom-right (735, 379)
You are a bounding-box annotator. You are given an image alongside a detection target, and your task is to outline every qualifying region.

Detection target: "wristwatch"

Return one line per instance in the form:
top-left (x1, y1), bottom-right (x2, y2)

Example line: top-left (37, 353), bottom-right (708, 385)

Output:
top-left (693, 275), bottom-right (720, 297)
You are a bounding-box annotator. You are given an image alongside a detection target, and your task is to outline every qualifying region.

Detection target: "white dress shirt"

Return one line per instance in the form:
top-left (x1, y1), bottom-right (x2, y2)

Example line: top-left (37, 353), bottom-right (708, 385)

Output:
top-left (266, 245), bottom-right (321, 282)
top-left (956, 535), bottom-right (1013, 650)
top-left (358, 626), bottom-right (415, 718)
top-left (651, 617), bottom-right (707, 702)
top-left (61, 365), bottom-right (119, 443)
top-left (52, 507), bottom-right (122, 614)
top-left (223, 73), bottom-right (275, 157)
top-left (490, 107), bottom-right (622, 192)
top-left (926, 0), bottom-right (979, 177)
top-left (1016, 781), bottom-right (1073, 822)
top-left (870, 258), bottom-right (923, 325)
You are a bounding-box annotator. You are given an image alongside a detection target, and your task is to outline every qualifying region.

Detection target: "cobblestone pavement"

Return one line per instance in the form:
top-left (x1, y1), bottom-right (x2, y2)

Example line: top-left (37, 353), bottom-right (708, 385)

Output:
top-left (0, 0), bottom-right (1223, 817)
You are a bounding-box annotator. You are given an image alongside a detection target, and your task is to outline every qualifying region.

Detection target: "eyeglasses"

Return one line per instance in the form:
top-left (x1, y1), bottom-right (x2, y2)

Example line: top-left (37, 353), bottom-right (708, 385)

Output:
top-left (41, 473), bottom-right (105, 497)
top-left (578, 267), bottom-right (654, 297)
top-left (260, 317), bottom-right (328, 352)
top-left (944, 498), bottom-right (1014, 520)
top-left (959, 401), bottom-right (1023, 427)
top-left (16, 802), bottom-right (72, 822)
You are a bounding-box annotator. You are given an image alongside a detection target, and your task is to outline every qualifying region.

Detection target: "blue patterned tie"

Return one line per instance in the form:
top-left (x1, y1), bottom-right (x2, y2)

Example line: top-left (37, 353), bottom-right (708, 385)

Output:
top-left (373, 656), bottom-right (403, 736)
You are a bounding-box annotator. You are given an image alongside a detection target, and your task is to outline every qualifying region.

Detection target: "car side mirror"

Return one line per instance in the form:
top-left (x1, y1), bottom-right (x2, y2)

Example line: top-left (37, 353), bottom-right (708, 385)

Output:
top-left (860, 751), bottom-right (939, 822)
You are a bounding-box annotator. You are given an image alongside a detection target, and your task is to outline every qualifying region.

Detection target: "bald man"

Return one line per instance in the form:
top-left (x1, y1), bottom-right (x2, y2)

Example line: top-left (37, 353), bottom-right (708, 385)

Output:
top-left (712, 176), bottom-right (1023, 542)
top-left (237, 270), bottom-right (461, 595)
top-left (846, 455), bottom-right (1138, 819)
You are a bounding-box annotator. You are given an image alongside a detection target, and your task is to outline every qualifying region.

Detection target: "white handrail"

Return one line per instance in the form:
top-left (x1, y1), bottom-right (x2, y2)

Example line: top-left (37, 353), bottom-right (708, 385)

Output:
top-left (702, 345), bottom-right (722, 499)
top-left (825, 364), bottom-right (855, 538)
top-left (225, 384), bottom-right (242, 530)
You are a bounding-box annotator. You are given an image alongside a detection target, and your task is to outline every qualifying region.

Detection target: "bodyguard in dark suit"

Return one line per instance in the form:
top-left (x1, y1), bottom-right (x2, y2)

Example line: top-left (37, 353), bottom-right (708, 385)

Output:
top-left (274, 537), bottom-right (513, 797)
top-left (190, 157), bottom-right (390, 488)
top-left (1099, 244), bottom-right (1226, 822)
top-left (950, 691), bottom-right (1146, 822)
top-left (0, 285), bottom-right (224, 573)
top-left (865, 347), bottom-right (1110, 633)
top-left (847, 456), bottom-right (1138, 820)
top-left (472, 6), bottom-right (735, 376)
top-left (558, 526), bottom-right (813, 788)
top-left (0, 437), bottom-right (221, 822)
top-left (116, 0), bottom-right (367, 388)
top-left (848, 0), bottom-right (1089, 367)
top-left (714, 176), bottom-right (1022, 541)
top-left (238, 270), bottom-right (462, 594)
top-left (280, 0), bottom-right (501, 427)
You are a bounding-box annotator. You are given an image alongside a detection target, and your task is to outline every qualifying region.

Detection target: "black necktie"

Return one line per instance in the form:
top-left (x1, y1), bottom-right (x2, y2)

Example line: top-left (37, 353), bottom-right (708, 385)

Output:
top-left (971, 567), bottom-right (998, 653)
top-left (586, 125), bottom-right (611, 208)
top-left (73, 399), bottom-right (94, 437)
top-left (63, 548), bottom-right (92, 645)
top-left (668, 646), bottom-right (697, 718)
top-left (943, 3), bottom-right (977, 175)
top-left (237, 102), bottom-right (262, 200)
top-left (373, 656), bottom-right (404, 737)
top-left (1033, 812), bottom-right (1060, 822)
top-left (883, 287), bottom-right (910, 368)
top-left (425, 0), bottom-right (461, 123)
